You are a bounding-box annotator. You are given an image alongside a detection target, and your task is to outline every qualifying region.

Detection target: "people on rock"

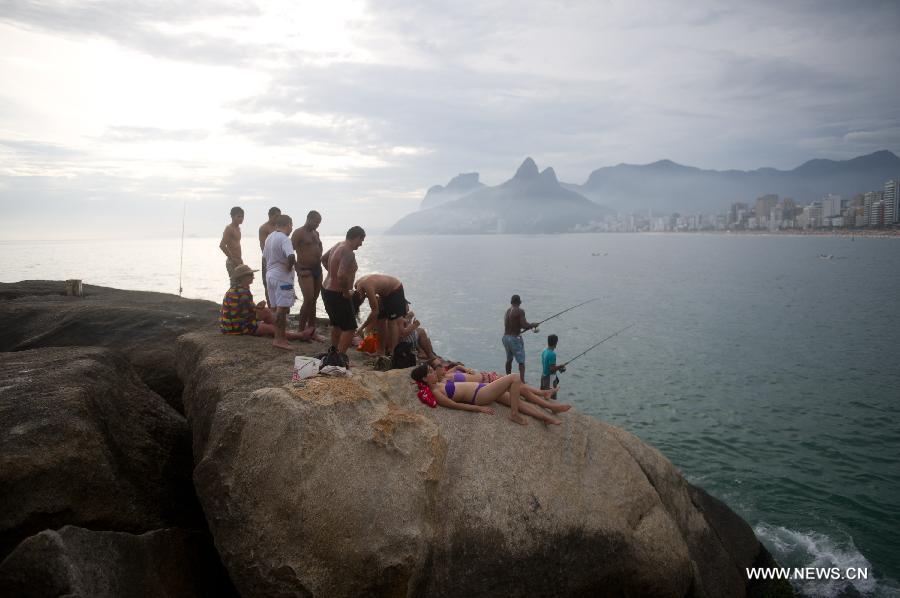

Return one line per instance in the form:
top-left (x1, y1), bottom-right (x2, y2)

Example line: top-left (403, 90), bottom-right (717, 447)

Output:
top-left (398, 308), bottom-right (439, 362)
top-left (352, 273), bottom-right (408, 359)
top-left (262, 214), bottom-right (298, 350)
top-left (291, 210), bottom-right (324, 339)
top-left (410, 364), bottom-right (558, 426)
top-left (502, 294), bottom-right (536, 382)
top-left (219, 206), bottom-right (244, 281)
top-left (541, 334), bottom-right (565, 400)
top-left (428, 358), bottom-right (570, 415)
top-left (221, 264), bottom-right (315, 341)
top-left (258, 206), bottom-right (281, 307)
top-left (321, 226), bottom-right (366, 359)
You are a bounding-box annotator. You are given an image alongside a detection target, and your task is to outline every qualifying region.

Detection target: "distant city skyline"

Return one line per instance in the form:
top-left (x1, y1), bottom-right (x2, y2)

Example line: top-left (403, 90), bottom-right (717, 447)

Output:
top-left (1, 1), bottom-right (899, 239)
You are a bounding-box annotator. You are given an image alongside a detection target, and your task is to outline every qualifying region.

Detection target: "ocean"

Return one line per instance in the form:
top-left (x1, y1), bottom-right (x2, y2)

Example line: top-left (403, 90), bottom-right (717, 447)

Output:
top-left (2, 233), bottom-right (898, 597)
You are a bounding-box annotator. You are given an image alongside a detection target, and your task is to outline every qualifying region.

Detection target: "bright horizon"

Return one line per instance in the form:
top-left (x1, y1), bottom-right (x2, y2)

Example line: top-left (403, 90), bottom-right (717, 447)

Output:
top-left (2, 1), bottom-right (899, 239)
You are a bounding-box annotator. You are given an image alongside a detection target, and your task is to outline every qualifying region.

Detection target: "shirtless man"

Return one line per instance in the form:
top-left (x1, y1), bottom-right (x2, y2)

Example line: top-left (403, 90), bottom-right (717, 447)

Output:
top-left (291, 210), bottom-right (323, 336)
top-left (353, 273), bottom-right (408, 358)
top-left (321, 226), bottom-right (366, 357)
top-left (262, 214), bottom-right (297, 350)
top-left (502, 294), bottom-right (536, 382)
top-left (258, 206), bottom-right (281, 307)
top-left (219, 206), bottom-right (244, 280)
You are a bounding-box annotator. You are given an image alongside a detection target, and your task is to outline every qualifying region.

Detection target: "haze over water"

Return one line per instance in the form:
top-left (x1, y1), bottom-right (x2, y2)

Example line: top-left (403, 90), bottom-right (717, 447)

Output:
top-left (2, 233), bottom-right (898, 597)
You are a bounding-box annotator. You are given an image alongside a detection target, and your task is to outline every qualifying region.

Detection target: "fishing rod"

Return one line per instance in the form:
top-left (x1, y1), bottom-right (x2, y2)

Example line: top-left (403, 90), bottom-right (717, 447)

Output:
top-left (532, 297), bottom-right (599, 332)
top-left (562, 323), bottom-right (635, 366)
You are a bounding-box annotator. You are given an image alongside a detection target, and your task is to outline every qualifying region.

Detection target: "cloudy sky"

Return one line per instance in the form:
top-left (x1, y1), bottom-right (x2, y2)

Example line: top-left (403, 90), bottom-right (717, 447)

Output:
top-left (1, 0), bottom-right (898, 238)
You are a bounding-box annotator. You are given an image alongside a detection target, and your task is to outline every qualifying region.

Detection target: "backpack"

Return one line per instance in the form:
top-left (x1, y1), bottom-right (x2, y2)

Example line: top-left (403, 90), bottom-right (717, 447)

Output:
top-left (391, 341), bottom-right (417, 369)
top-left (318, 347), bottom-right (350, 369)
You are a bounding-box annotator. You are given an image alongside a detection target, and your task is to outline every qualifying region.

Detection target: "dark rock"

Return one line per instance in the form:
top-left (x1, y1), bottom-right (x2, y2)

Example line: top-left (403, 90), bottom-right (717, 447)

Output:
top-left (0, 280), bottom-right (219, 410)
top-left (0, 347), bottom-right (202, 559)
top-left (0, 525), bottom-right (238, 598)
top-left (176, 330), bottom-right (789, 597)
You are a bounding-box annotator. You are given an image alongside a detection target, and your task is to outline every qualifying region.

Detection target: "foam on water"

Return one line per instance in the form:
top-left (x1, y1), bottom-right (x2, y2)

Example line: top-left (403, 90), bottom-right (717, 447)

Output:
top-left (755, 523), bottom-right (898, 597)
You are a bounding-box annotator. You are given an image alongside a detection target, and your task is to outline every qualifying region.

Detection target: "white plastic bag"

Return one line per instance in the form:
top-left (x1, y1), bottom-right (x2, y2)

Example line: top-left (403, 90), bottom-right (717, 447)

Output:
top-left (292, 356), bottom-right (321, 381)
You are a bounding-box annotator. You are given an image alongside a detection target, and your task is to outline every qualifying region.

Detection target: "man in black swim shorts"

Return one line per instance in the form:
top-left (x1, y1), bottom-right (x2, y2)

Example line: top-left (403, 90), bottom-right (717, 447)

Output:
top-left (321, 226), bottom-right (365, 356)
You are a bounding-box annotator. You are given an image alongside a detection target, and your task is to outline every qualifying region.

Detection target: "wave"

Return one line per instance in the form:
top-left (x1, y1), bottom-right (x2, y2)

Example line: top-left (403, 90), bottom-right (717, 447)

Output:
top-left (754, 523), bottom-right (899, 597)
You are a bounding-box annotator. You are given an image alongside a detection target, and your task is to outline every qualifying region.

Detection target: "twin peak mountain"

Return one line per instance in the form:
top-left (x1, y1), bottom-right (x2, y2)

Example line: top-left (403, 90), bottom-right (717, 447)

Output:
top-left (388, 158), bottom-right (610, 235)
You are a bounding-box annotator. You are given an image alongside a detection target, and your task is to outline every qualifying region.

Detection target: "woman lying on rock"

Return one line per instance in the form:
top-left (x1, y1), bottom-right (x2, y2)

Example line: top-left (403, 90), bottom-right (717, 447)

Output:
top-left (221, 264), bottom-right (316, 341)
top-left (428, 358), bottom-right (571, 415)
top-left (410, 364), bottom-right (561, 426)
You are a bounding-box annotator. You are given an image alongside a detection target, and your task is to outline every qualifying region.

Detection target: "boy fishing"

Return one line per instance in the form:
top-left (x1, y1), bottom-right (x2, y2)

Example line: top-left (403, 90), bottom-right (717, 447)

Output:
top-left (540, 334), bottom-right (566, 400)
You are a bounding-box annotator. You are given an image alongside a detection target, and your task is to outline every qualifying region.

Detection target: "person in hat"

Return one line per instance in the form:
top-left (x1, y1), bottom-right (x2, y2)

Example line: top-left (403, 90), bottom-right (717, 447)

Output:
top-left (502, 294), bottom-right (536, 382)
top-left (221, 263), bottom-right (316, 341)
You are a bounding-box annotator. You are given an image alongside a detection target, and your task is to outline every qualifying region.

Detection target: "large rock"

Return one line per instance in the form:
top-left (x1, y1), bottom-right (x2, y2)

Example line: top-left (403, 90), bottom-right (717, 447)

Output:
top-left (0, 525), bottom-right (237, 598)
top-left (0, 280), bottom-right (220, 410)
top-left (0, 347), bottom-right (202, 559)
top-left (177, 330), bottom-right (785, 597)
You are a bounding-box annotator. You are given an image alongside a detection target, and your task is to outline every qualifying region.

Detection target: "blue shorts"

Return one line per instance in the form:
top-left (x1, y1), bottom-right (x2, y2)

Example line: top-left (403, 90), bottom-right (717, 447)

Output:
top-left (502, 335), bottom-right (525, 364)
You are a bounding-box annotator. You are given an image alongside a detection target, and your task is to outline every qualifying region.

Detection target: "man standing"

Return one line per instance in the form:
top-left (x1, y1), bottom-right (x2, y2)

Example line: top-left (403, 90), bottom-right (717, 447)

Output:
top-left (291, 210), bottom-right (323, 336)
top-left (540, 334), bottom-right (565, 400)
top-left (262, 214), bottom-right (296, 350)
top-left (219, 206), bottom-right (244, 280)
top-left (503, 294), bottom-right (535, 382)
top-left (258, 206), bottom-right (281, 307)
top-left (321, 226), bottom-right (365, 359)
top-left (353, 273), bottom-right (408, 358)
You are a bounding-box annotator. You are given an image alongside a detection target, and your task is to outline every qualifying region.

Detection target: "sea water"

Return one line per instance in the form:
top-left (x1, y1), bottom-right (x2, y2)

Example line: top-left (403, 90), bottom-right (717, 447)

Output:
top-left (2, 233), bottom-right (899, 597)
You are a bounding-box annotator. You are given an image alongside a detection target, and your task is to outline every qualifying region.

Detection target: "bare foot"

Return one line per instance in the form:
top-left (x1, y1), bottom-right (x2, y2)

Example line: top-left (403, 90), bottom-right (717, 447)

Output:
top-left (542, 387), bottom-right (560, 399)
top-left (509, 413), bottom-right (528, 426)
top-left (548, 403), bottom-right (572, 413)
top-left (545, 417), bottom-right (562, 425)
top-left (312, 334), bottom-right (327, 343)
top-left (272, 340), bottom-right (292, 350)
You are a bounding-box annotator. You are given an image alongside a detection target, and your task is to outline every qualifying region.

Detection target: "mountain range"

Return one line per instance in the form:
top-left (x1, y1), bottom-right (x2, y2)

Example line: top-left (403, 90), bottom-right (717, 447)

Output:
top-left (570, 150), bottom-right (900, 214)
top-left (388, 158), bottom-right (612, 235)
top-left (388, 150), bottom-right (900, 234)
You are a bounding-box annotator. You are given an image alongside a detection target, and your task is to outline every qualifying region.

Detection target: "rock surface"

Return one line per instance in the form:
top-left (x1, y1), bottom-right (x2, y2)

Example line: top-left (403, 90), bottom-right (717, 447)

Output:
top-left (0, 347), bottom-right (201, 559)
top-left (0, 280), bottom-right (220, 410)
top-left (178, 330), bottom-right (784, 597)
top-left (0, 525), bottom-right (237, 598)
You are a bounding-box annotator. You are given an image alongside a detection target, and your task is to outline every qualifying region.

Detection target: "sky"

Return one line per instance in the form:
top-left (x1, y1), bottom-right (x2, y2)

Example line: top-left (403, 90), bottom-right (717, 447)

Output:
top-left (1, 0), bottom-right (898, 239)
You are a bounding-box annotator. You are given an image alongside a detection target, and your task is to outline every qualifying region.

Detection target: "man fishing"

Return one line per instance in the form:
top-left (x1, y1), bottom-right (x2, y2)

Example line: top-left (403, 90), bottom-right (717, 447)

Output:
top-left (503, 294), bottom-right (536, 382)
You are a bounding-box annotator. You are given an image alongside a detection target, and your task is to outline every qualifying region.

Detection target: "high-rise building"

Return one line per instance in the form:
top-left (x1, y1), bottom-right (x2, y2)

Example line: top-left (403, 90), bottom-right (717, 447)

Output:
top-left (864, 191), bottom-right (884, 226)
top-left (821, 194), bottom-right (843, 219)
top-left (884, 179), bottom-right (899, 224)
top-left (755, 194), bottom-right (778, 227)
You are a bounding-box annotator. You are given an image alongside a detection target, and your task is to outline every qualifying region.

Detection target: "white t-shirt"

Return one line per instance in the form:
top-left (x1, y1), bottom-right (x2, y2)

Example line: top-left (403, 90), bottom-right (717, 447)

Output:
top-left (262, 231), bottom-right (294, 280)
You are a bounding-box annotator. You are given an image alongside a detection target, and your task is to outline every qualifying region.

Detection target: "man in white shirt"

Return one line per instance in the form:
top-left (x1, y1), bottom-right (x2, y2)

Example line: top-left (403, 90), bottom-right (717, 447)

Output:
top-left (262, 214), bottom-right (297, 350)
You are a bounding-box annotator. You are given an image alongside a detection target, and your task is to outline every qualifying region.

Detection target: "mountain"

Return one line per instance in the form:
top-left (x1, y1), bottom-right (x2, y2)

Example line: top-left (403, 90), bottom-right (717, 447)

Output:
top-left (571, 150), bottom-right (900, 214)
top-left (420, 172), bottom-right (485, 209)
top-left (388, 158), bottom-right (613, 235)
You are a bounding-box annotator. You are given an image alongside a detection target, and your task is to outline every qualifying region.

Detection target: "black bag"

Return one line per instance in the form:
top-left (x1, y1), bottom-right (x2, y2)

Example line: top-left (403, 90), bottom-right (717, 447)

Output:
top-left (318, 347), bottom-right (350, 369)
top-left (391, 341), bottom-right (417, 369)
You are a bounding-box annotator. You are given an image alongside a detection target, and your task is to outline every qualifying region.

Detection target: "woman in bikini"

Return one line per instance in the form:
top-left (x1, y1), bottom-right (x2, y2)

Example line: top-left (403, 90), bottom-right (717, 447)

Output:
top-left (428, 359), bottom-right (571, 415)
top-left (410, 364), bottom-right (561, 426)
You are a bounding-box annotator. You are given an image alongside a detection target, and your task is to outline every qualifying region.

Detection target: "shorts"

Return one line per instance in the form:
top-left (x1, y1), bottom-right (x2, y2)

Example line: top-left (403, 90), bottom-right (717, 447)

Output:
top-left (267, 274), bottom-right (296, 308)
top-left (378, 285), bottom-right (408, 320)
top-left (540, 375), bottom-right (559, 390)
top-left (297, 264), bottom-right (323, 281)
top-left (502, 335), bottom-right (525, 364)
top-left (226, 257), bottom-right (239, 279)
top-left (323, 289), bottom-right (357, 331)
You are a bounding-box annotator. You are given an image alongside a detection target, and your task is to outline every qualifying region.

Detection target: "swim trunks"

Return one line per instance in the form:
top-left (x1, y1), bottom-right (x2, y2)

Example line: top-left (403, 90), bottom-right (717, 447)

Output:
top-left (378, 284), bottom-right (408, 320)
top-left (322, 289), bottom-right (357, 331)
top-left (297, 264), bottom-right (323, 281)
top-left (502, 335), bottom-right (525, 364)
top-left (226, 257), bottom-right (239, 280)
